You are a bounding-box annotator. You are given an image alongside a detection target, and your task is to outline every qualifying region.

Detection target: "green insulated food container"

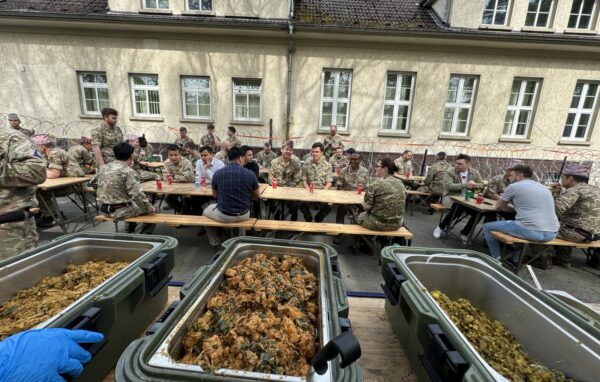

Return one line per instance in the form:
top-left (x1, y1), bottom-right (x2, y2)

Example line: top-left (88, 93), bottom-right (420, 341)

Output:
top-left (380, 246), bottom-right (600, 382)
top-left (116, 236), bottom-right (362, 382)
top-left (0, 232), bottom-right (177, 382)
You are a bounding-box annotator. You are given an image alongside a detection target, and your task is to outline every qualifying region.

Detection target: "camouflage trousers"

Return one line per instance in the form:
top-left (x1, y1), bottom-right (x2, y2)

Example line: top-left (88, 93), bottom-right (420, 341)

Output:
top-left (0, 217), bottom-right (38, 261)
top-left (336, 205), bottom-right (361, 224)
top-left (357, 212), bottom-right (402, 231)
top-left (136, 169), bottom-right (157, 182)
top-left (38, 188), bottom-right (76, 218)
top-left (104, 204), bottom-right (148, 220)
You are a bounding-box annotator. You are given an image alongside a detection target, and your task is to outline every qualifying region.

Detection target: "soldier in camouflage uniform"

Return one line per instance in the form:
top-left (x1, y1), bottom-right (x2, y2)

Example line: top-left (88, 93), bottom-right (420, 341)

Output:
top-left (417, 152), bottom-right (450, 200)
top-left (138, 134), bottom-right (154, 162)
top-left (7, 113), bottom-right (35, 137)
top-left (268, 142), bottom-right (302, 221)
top-left (323, 125), bottom-right (344, 159)
top-left (0, 129), bottom-right (46, 259)
top-left (96, 142), bottom-right (155, 232)
top-left (394, 150), bottom-right (414, 177)
top-left (31, 134), bottom-right (84, 226)
top-left (214, 140), bottom-right (230, 165)
top-left (162, 145), bottom-right (194, 213)
top-left (175, 127), bottom-right (195, 158)
top-left (358, 158), bottom-right (406, 231)
top-left (91, 108), bottom-right (123, 168)
top-left (336, 153), bottom-right (369, 224)
top-left (299, 143), bottom-right (333, 222)
top-left (225, 125), bottom-right (242, 148)
top-left (68, 137), bottom-right (95, 174)
top-left (256, 142), bottom-right (277, 168)
top-left (200, 124), bottom-right (221, 152)
top-left (184, 141), bottom-right (202, 169)
top-left (546, 165), bottom-right (600, 268)
top-left (329, 147), bottom-right (349, 169)
top-left (126, 134), bottom-right (157, 182)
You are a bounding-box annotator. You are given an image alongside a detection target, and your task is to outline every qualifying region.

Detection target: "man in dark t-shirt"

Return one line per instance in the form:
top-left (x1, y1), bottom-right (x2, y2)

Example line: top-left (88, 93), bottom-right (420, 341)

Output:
top-left (203, 146), bottom-right (259, 248)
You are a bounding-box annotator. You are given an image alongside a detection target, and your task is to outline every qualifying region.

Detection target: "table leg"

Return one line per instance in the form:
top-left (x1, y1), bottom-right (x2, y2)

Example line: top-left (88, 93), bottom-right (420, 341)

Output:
top-left (463, 212), bottom-right (484, 247)
top-left (442, 204), bottom-right (460, 243)
top-left (50, 190), bottom-right (68, 234)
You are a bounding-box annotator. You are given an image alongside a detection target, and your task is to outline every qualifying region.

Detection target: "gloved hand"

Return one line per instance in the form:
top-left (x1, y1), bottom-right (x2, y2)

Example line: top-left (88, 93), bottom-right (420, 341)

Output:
top-left (0, 328), bottom-right (103, 382)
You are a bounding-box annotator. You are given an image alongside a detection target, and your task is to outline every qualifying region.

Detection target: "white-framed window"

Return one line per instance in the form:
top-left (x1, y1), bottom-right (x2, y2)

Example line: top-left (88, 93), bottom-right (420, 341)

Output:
top-left (482, 0), bottom-right (511, 25)
top-left (380, 72), bottom-right (416, 133)
top-left (562, 81), bottom-right (599, 141)
top-left (442, 75), bottom-right (478, 136)
top-left (233, 78), bottom-right (262, 121)
top-left (130, 74), bottom-right (160, 116)
top-left (143, 0), bottom-right (169, 9)
top-left (187, 0), bottom-right (212, 11)
top-left (78, 72), bottom-right (110, 115)
top-left (502, 79), bottom-right (540, 138)
top-left (181, 76), bottom-right (211, 119)
top-left (525, 0), bottom-right (554, 27)
top-left (320, 69), bottom-right (352, 131)
top-left (568, 0), bottom-right (596, 29)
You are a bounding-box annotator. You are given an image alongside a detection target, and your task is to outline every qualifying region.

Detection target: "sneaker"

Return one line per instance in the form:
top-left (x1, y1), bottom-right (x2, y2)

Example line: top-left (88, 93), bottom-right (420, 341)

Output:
top-left (459, 234), bottom-right (469, 245)
top-left (432, 226), bottom-right (443, 239)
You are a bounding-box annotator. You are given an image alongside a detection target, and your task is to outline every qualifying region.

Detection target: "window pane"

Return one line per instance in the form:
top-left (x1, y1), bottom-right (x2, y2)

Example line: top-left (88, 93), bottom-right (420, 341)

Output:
top-left (97, 88), bottom-right (110, 102)
top-left (397, 106), bottom-right (409, 131)
top-left (400, 76), bottom-right (412, 101)
top-left (323, 72), bottom-right (335, 98)
top-left (184, 77), bottom-right (209, 89)
top-left (582, 0), bottom-right (594, 13)
top-left (563, 113), bottom-right (575, 137)
top-left (570, 83), bottom-right (584, 108)
top-left (186, 103), bottom-right (197, 117)
top-left (188, 0), bottom-right (199, 10)
top-left (235, 94), bottom-right (247, 118)
top-left (158, 0), bottom-right (169, 9)
top-left (198, 92), bottom-right (210, 106)
top-left (85, 100), bottom-right (96, 112)
top-left (442, 108), bottom-right (454, 132)
top-left (336, 103), bottom-right (348, 126)
top-left (446, 77), bottom-right (459, 102)
top-left (148, 90), bottom-right (160, 114)
top-left (199, 104), bottom-right (210, 117)
top-left (382, 105), bottom-right (394, 130)
top-left (578, 15), bottom-right (591, 29)
top-left (82, 74), bottom-right (95, 83)
top-left (84, 87), bottom-right (97, 101)
top-left (457, 108), bottom-right (469, 124)
top-left (576, 114), bottom-right (590, 137)
top-left (385, 75), bottom-right (397, 101)
top-left (525, 12), bottom-right (536, 26)
top-left (456, 120), bottom-right (467, 133)
top-left (504, 110), bottom-right (515, 134)
top-left (584, 84), bottom-right (598, 108)
top-left (99, 99), bottom-right (110, 110)
top-left (248, 94), bottom-right (261, 119)
top-left (338, 72), bottom-right (351, 98)
top-left (537, 12), bottom-right (548, 27)
top-left (202, 0), bottom-right (212, 10)
top-left (516, 111), bottom-right (530, 135)
top-left (321, 102), bottom-right (333, 127)
top-left (146, 0), bottom-right (157, 8)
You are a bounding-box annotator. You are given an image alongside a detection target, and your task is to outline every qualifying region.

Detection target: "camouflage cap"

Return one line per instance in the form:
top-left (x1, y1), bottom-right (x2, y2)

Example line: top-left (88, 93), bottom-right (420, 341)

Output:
top-left (31, 134), bottom-right (50, 145)
top-left (80, 136), bottom-right (92, 144)
top-left (563, 164), bottom-right (590, 178)
top-left (7, 113), bottom-right (19, 121)
top-left (126, 133), bottom-right (139, 141)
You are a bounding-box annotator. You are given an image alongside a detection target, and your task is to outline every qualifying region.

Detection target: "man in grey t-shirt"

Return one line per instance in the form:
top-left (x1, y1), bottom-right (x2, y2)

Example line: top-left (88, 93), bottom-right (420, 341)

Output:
top-left (483, 165), bottom-right (558, 261)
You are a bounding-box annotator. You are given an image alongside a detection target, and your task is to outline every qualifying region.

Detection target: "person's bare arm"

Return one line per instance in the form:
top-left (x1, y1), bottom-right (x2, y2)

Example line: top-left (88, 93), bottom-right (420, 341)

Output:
top-left (46, 169), bottom-right (61, 179)
top-left (495, 199), bottom-right (515, 213)
top-left (323, 181), bottom-right (332, 190)
top-left (251, 187), bottom-right (260, 200)
top-left (92, 145), bottom-right (105, 168)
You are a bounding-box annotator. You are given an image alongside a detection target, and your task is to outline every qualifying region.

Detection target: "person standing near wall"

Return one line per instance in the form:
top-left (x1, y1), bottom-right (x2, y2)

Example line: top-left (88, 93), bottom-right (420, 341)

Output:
top-left (91, 108), bottom-right (123, 168)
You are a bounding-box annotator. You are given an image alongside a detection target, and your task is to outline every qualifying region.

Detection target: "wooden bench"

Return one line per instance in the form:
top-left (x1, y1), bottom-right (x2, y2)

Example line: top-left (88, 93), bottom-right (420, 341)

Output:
top-left (491, 231), bottom-right (600, 272)
top-left (95, 214), bottom-right (257, 232)
top-left (253, 219), bottom-right (412, 238)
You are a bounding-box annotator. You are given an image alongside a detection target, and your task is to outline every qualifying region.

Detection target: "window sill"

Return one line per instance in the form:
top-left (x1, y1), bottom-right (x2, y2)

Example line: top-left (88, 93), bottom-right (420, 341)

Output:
top-left (182, 10), bottom-right (215, 16)
top-left (520, 26), bottom-right (555, 33)
top-left (180, 118), bottom-right (214, 123)
top-left (130, 116), bottom-right (164, 122)
top-left (498, 137), bottom-right (532, 143)
top-left (79, 114), bottom-right (102, 120)
top-left (557, 139), bottom-right (592, 146)
top-left (478, 24), bottom-right (513, 31)
top-left (377, 131), bottom-right (411, 138)
top-left (230, 120), bottom-right (264, 126)
top-left (563, 28), bottom-right (597, 35)
top-left (437, 134), bottom-right (471, 141)
top-left (139, 8), bottom-right (173, 15)
top-left (317, 130), bottom-right (350, 136)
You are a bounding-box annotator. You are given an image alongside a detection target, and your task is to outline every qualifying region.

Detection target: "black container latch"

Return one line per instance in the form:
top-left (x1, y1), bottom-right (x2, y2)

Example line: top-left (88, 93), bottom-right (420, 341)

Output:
top-left (141, 252), bottom-right (171, 297)
top-left (418, 324), bottom-right (468, 382)
top-left (311, 331), bottom-right (361, 375)
top-left (330, 259), bottom-right (342, 279)
top-left (380, 262), bottom-right (406, 305)
top-left (339, 317), bottom-right (352, 332)
top-left (146, 301), bottom-right (180, 335)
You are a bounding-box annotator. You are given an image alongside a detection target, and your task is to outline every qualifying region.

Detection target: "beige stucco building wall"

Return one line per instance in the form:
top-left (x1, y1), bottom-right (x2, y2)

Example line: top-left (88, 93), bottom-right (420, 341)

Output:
top-left (0, 32), bottom-right (288, 145)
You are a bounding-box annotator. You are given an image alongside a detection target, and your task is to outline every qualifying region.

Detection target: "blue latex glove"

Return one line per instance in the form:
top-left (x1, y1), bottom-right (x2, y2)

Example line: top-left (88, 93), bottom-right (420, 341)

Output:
top-left (0, 328), bottom-right (103, 382)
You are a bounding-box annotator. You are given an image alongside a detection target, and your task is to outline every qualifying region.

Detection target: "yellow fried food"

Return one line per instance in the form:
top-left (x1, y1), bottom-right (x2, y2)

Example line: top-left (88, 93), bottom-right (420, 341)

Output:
top-left (431, 290), bottom-right (572, 382)
top-left (180, 254), bottom-right (319, 377)
top-left (0, 261), bottom-right (128, 340)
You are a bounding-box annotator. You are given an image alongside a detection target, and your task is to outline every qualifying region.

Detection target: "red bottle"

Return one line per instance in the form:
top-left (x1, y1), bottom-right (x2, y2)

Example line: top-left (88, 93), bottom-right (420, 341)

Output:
top-left (272, 178), bottom-right (278, 189)
top-left (357, 183), bottom-right (363, 194)
top-left (309, 182), bottom-right (314, 193)
top-left (201, 176), bottom-right (206, 187)
top-left (404, 170), bottom-right (410, 178)
top-left (166, 174), bottom-right (173, 185)
top-left (156, 179), bottom-right (163, 191)
top-left (476, 193), bottom-right (484, 205)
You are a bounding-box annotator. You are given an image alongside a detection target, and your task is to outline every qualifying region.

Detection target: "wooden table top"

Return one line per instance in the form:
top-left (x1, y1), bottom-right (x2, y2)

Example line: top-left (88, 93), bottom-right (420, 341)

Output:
top-left (39, 177), bottom-right (89, 191)
top-left (139, 161), bottom-right (164, 168)
top-left (450, 195), bottom-right (499, 212)
top-left (394, 174), bottom-right (426, 182)
top-left (260, 186), bottom-right (364, 204)
top-left (141, 181), bottom-right (268, 197)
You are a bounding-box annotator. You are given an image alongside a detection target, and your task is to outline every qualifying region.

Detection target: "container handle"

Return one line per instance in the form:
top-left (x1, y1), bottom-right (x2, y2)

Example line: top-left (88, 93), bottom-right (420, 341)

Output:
top-left (381, 262), bottom-right (406, 305)
top-left (417, 324), bottom-right (468, 382)
top-left (330, 259), bottom-right (342, 279)
top-left (145, 301), bottom-right (180, 335)
top-left (311, 331), bottom-right (361, 375)
top-left (64, 307), bottom-right (108, 358)
top-left (140, 252), bottom-right (172, 297)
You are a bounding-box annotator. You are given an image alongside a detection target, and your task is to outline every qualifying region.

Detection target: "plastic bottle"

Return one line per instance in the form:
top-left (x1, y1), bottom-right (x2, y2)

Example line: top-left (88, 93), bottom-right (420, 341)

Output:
top-left (201, 176), bottom-right (206, 187)
top-left (309, 182), bottom-right (315, 193)
top-left (357, 183), bottom-right (363, 194)
top-left (272, 178), bottom-right (278, 189)
top-left (156, 179), bottom-right (163, 191)
top-left (166, 174), bottom-right (173, 185)
top-left (195, 175), bottom-right (200, 189)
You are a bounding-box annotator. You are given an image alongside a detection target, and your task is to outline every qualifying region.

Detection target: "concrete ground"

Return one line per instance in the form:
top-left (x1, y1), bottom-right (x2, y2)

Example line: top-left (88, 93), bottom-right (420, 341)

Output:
top-left (39, 196), bottom-right (600, 304)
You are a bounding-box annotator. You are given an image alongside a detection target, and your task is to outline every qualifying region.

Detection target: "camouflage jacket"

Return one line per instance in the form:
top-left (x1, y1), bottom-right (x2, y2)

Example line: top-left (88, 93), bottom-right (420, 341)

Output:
top-left (96, 160), bottom-right (152, 212)
top-left (200, 133), bottom-right (220, 151)
top-left (214, 151), bottom-right (229, 165)
top-left (0, 129), bottom-right (47, 213)
top-left (484, 174), bottom-right (509, 200)
top-left (256, 150), bottom-right (277, 168)
top-left (68, 144), bottom-right (94, 172)
top-left (226, 136), bottom-right (242, 148)
top-left (175, 137), bottom-right (195, 155)
top-left (329, 155), bottom-right (349, 168)
top-left (91, 123), bottom-right (124, 163)
top-left (423, 160), bottom-right (450, 196)
top-left (269, 156), bottom-right (302, 187)
top-left (162, 158), bottom-right (194, 183)
top-left (187, 151), bottom-right (202, 169)
top-left (301, 156), bottom-right (333, 188)
top-left (337, 165), bottom-right (369, 191)
top-left (46, 147), bottom-right (84, 177)
top-left (138, 143), bottom-right (154, 161)
top-left (442, 167), bottom-right (484, 206)
top-left (555, 182), bottom-right (600, 234)
top-left (363, 176), bottom-right (405, 225)
top-left (323, 135), bottom-right (344, 150)
top-left (11, 127), bottom-right (35, 137)
top-left (394, 158), bottom-right (413, 176)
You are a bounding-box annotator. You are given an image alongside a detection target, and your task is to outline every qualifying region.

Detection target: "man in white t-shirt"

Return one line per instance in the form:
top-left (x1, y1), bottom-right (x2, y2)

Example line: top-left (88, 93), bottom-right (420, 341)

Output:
top-left (482, 165), bottom-right (559, 262)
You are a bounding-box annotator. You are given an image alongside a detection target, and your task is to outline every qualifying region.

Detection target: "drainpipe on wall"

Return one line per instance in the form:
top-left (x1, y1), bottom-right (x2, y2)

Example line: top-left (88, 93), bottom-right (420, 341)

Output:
top-left (285, 1), bottom-right (295, 141)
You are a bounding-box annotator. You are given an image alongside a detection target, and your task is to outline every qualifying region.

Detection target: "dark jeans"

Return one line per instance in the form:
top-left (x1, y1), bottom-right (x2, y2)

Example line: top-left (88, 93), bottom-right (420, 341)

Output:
top-left (166, 195), bottom-right (183, 213)
top-left (181, 196), bottom-right (211, 215)
top-left (439, 204), bottom-right (478, 235)
top-left (268, 201), bottom-right (298, 221)
top-left (300, 202), bottom-right (331, 222)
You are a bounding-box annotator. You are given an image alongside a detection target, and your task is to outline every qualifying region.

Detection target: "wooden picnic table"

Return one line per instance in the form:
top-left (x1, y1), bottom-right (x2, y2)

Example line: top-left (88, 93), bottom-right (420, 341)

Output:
top-left (260, 185), bottom-right (364, 204)
top-left (141, 181), bottom-right (268, 197)
top-left (259, 166), bottom-right (269, 175)
top-left (446, 195), bottom-right (501, 246)
top-left (39, 176), bottom-right (90, 190)
top-left (37, 177), bottom-right (94, 233)
top-left (139, 161), bottom-right (164, 169)
top-left (394, 174), bottom-right (426, 182)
